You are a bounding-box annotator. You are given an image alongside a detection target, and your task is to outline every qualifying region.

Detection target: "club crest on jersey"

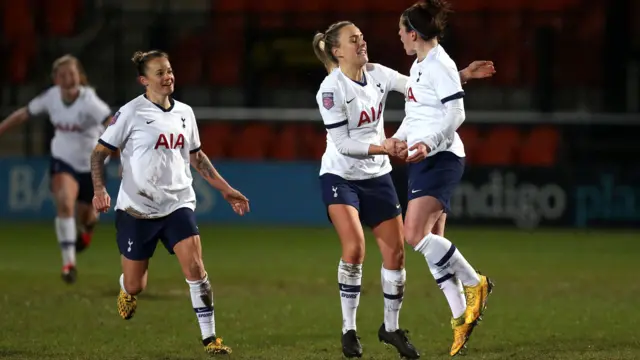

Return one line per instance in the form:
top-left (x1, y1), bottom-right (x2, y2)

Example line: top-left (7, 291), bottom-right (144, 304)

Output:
top-left (322, 92), bottom-right (334, 110)
top-left (109, 111), bottom-right (120, 126)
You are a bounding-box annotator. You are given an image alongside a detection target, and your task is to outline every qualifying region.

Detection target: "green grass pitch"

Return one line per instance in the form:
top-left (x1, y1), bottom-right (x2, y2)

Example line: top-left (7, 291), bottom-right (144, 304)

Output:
top-left (0, 223), bottom-right (638, 359)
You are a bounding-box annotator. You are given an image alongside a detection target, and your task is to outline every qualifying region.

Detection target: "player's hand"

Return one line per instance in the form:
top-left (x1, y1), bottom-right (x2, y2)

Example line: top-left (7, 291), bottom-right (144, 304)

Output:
top-left (462, 61), bottom-right (496, 81)
top-left (383, 138), bottom-right (408, 159)
top-left (222, 187), bottom-right (250, 216)
top-left (406, 142), bottom-right (429, 163)
top-left (93, 188), bottom-right (111, 213)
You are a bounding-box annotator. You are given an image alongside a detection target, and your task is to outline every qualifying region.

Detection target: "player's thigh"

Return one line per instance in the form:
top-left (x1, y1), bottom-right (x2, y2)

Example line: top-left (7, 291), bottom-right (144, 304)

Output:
top-left (328, 204), bottom-right (366, 264)
top-left (432, 212), bottom-right (447, 237)
top-left (50, 173), bottom-right (79, 217)
top-left (120, 255), bottom-right (149, 295)
top-left (159, 208), bottom-right (203, 281)
top-left (404, 196), bottom-right (443, 247)
top-left (75, 172), bottom-right (99, 224)
top-left (320, 173), bottom-right (366, 264)
top-left (405, 152), bottom-right (464, 246)
top-left (372, 215), bottom-right (405, 270)
top-left (115, 210), bottom-right (163, 262)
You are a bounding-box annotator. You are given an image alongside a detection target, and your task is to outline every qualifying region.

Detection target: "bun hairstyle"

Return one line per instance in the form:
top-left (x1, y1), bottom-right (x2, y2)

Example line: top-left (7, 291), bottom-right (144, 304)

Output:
top-left (312, 21), bottom-right (353, 74)
top-left (401, 0), bottom-right (453, 41)
top-left (52, 54), bottom-right (89, 86)
top-left (131, 50), bottom-right (169, 76)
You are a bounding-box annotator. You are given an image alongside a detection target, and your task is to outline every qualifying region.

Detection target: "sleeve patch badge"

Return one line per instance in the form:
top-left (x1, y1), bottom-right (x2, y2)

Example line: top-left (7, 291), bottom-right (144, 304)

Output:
top-left (322, 92), bottom-right (334, 110)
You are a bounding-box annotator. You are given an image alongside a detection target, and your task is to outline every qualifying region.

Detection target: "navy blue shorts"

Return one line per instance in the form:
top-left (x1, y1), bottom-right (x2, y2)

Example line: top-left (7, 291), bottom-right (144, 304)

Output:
top-left (115, 207), bottom-right (199, 261)
top-left (49, 157), bottom-right (97, 204)
top-left (320, 173), bottom-right (402, 228)
top-left (407, 151), bottom-right (465, 213)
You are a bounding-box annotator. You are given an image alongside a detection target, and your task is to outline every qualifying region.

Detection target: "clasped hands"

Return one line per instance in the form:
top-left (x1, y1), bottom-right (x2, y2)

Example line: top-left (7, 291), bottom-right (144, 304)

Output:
top-left (382, 138), bottom-right (429, 163)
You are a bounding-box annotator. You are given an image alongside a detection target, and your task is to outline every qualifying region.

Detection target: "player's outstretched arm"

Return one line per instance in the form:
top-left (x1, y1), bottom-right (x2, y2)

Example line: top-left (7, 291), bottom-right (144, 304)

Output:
top-left (459, 60), bottom-right (496, 84)
top-left (0, 107), bottom-right (29, 137)
top-left (190, 150), bottom-right (250, 215)
top-left (91, 143), bottom-right (114, 212)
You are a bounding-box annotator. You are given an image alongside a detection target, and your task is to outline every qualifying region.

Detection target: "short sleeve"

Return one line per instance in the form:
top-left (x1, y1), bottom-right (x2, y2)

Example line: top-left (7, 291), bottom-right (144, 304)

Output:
top-left (429, 61), bottom-right (465, 104)
top-left (371, 63), bottom-right (407, 94)
top-left (98, 109), bottom-right (130, 151)
top-left (188, 109), bottom-right (201, 153)
top-left (85, 90), bottom-right (112, 125)
top-left (316, 86), bottom-right (347, 129)
top-left (27, 90), bottom-right (51, 117)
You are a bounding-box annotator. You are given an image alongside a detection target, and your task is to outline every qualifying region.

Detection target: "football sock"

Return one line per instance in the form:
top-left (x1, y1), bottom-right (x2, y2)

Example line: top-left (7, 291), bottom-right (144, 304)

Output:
top-left (381, 266), bottom-right (405, 332)
top-left (433, 272), bottom-right (466, 319)
top-left (55, 216), bottom-right (76, 266)
top-left (414, 233), bottom-right (480, 287)
top-left (338, 259), bottom-right (362, 334)
top-left (186, 273), bottom-right (216, 340)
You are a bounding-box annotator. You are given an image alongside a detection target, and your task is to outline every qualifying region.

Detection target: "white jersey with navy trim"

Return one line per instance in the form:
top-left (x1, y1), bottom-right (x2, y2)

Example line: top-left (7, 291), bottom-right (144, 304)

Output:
top-left (27, 86), bottom-right (111, 172)
top-left (401, 45), bottom-right (466, 157)
top-left (99, 95), bottom-right (201, 218)
top-left (316, 64), bottom-right (405, 180)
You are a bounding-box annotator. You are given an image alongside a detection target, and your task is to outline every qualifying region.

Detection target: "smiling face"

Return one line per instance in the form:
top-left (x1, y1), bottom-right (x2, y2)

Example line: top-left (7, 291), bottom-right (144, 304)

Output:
top-left (332, 24), bottom-right (368, 68)
top-left (53, 61), bottom-right (81, 91)
top-left (139, 56), bottom-right (174, 96)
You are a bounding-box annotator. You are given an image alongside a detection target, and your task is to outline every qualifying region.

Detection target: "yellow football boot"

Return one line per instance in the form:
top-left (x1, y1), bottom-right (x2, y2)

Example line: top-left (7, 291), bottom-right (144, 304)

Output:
top-left (450, 315), bottom-right (475, 357)
top-left (117, 288), bottom-right (137, 320)
top-left (203, 337), bottom-right (232, 355)
top-left (464, 273), bottom-right (494, 325)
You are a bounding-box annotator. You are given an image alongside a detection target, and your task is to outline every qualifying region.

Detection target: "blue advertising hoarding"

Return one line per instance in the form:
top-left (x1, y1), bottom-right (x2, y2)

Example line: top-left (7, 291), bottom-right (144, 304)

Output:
top-left (0, 158), bottom-right (328, 225)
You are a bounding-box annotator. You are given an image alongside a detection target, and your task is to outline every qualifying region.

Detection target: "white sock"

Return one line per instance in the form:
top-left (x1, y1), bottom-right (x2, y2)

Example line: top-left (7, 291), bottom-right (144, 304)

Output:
top-left (414, 233), bottom-right (480, 287)
top-left (433, 272), bottom-right (466, 319)
top-left (186, 273), bottom-right (216, 340)
top-left (119, 274), bottom-right (129, 295)
top-left (381, 267), bottom-right (405, 332)
top-left (338, 259), bottom-right (362, 334)
top-left (55, 217), bottom-right (76, 266)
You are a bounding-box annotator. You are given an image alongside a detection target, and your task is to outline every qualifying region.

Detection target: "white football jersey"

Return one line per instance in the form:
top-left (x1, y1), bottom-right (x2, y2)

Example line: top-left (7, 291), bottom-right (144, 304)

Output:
top-left (99, 95), bottom-right (201, 218)
top-left (402, 45), bottom-right (465, 157)
top-left (28, 86), bottom-right (112, 172)
top-left (316, 64), bottom-right (404, 180)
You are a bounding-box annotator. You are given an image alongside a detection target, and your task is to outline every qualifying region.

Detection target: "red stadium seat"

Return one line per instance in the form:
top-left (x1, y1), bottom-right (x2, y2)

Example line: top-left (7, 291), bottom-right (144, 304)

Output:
top-left (200, 122), bottom-right (234, 159)
top-left (270, 124), bottom-right (299, 161)
top-left (475, 126), bottom-right (522, 165)
top-left (229, 123), bottom-right (274, 160)
top-left (518, 126), bottom-right (560, 166)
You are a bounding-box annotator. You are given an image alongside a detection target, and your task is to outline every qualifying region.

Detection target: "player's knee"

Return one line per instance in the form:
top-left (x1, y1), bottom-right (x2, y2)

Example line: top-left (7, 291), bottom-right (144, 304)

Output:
top-left (403, 222), bottom-right (425, 247)
top-left (124, 276), bottom-right (145, 295)
top-left (183, 257), bottom-right (206, 282)
top-left (54, 193), bottom-right (75, 217)
top-left (382, 246), bottom-right (405, 270)
top-left (341, 241), bottom-right (365, 264)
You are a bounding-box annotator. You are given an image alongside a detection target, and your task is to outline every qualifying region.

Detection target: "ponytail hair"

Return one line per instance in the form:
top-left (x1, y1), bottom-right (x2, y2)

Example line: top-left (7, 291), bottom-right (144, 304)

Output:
top-left (312, 21), bottom-right (353, 74)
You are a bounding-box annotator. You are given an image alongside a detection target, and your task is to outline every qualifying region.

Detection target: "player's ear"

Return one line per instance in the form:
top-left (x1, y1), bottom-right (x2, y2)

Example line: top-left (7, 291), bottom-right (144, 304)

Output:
top-left (138, 76), bottom-right (149, 87)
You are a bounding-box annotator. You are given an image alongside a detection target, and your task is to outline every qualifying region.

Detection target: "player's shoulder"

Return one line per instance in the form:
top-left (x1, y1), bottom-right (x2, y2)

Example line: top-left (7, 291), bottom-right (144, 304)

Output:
top-left (318, 69), bottom-right (342, 90)
top-left (114, 95), bottom-right (146, 121)
top-left (426, 46), bottom-right (458, 72)
top-left (171, 98), bottom-right (196, 118)
top-left (35, 85), bottom-right (60, 101)
top-left (365, 63), bottom-right (395, 75)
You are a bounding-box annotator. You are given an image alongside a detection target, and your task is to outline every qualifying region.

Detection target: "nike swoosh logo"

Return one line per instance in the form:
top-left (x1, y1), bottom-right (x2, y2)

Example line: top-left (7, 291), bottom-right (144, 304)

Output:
top-left (146, 120), bottom-right (155, 124)
top-left (411, 189), bottom-right (422, 194)
top-left (339, 284), bottom-right (360, 292)
top-left (346, 98), bottom-right (355, 104)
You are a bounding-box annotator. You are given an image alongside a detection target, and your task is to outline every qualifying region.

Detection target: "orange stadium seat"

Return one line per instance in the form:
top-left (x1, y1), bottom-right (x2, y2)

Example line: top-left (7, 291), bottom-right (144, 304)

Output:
top-left (518, 126), bottom-right (560, 166)
top-left (270, 124), bottom-right (299, 161)
top-left (475, 126), bottom-right (522, 166)
top-left (229, 123), bottom-right (274, 160)
top-left (199, 122), bottom-right (234, 159)
top-left (457, 125), bottom-right (480, 165)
